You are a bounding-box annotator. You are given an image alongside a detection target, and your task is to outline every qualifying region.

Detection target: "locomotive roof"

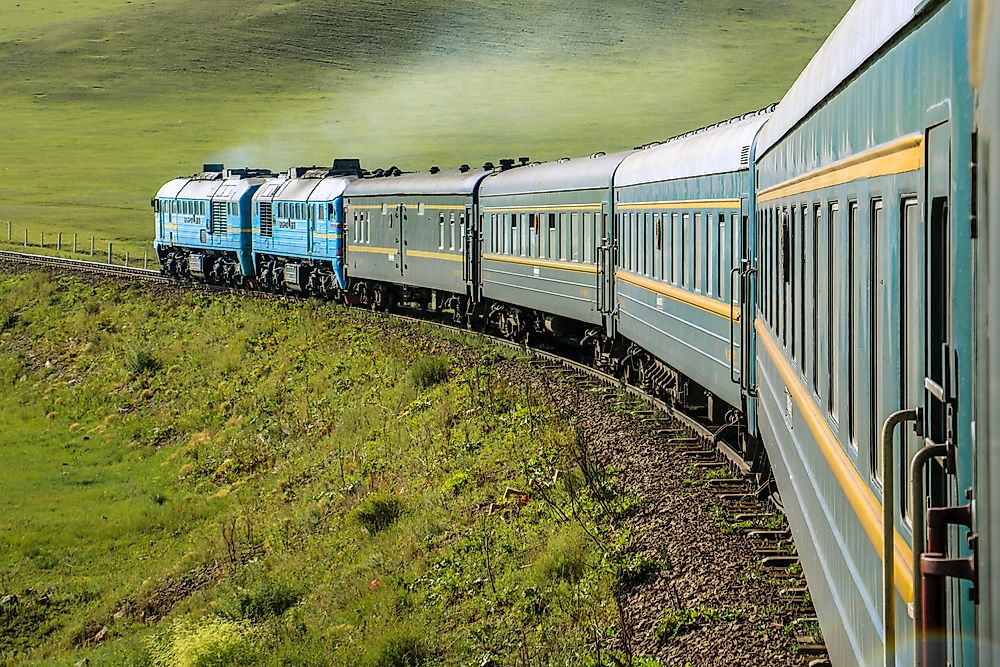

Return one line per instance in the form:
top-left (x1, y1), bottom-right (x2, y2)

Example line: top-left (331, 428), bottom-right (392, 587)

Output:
top-left (479, 151), bottom-right (633, 198)
top-left (615, 112), bottom-right (770, 187)
top-left (269, 175), bottom-right (354, 202)
top-left (756, 0), bottom-right (924, 156)
top-left (154, 175), bottom-right (265, 200)
top-left (345, 167), bottom-right (492, 198)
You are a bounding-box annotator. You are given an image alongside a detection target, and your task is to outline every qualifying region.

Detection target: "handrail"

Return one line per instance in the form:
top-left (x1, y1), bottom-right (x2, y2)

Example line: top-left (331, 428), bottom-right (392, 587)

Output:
top-left (880, 407), bottom-right (919, 667)
top-left (909, 439), bottom-right (949, 667)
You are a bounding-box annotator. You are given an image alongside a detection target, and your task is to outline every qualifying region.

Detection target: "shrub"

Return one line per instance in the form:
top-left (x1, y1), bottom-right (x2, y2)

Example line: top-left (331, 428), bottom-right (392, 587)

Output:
top-left (125, 347), bottom-right (162, 376)
top-left (148, 616), bottom-right (256, 667)
top-left (534, 525), bottom-right (590, 584)
top-left (0, 308), bottom-right (16, 332)
top-left (364, 627), bottom-right (430, 667)
top-left (354, 493), bottom-right (403, 534)
top-left (408, 355), bottom-right (450, 388)
top-left (219, 577), bottom-right (302, 622)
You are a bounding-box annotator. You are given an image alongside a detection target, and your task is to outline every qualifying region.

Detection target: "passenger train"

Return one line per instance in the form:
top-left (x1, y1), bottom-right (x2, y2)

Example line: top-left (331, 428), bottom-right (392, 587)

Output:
top-left (152, 0), bottom-right (1000, 664)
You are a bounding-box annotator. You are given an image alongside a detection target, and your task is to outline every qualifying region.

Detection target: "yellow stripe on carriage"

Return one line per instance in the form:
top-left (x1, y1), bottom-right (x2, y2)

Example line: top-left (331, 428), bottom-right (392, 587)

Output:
top-left (615, 271), bottom-right (740, 321)
top-left (482, 253), bottom-right (598, 274)
top-left (617, 199), bottom-right (742, 211)
top-left (482, 203), bottom-right (603, 213)
top-left (405, 250), bottom-right (464, 262)
top-left (347, 245), bottom-right (398, 255)
top-left (755, 318), bottom-right (914, 603)
top-left (757, 134), bottom-right (924, 203)
top-left (346, 204), bottom-right (468, 211)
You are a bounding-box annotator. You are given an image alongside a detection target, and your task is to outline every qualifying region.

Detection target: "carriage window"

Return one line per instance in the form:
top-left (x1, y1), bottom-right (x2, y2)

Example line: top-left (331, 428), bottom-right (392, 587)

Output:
top-left (450, 213), bottom-right (456, 251)
top-left (800, 204), bottom-right (808, 372)
top-left (585, 212), bottom-right (595, 263)
top-left (381, 203), bottom-right (388, 215)
top-left (812, 204), bottom-right (822, 390)
top-left (439, 213), bottom-right (446, 249)
top-left (694, 213), bottom-right (703, 292)
top-left (460, 214), bottom-right (467, 253)
top-left (717, 214), bottom-right (726, 298)
top-left (571, 213), bottom-right (582, 262)
top-left (870, 198), bottom-right (883, 485)
top-left (418, 202), bottom-right (425, 216)
top-left (675, 214), bottom-right (684, 286)
top-left (829, 203), bottom-right (840, 422)
top-left (550, 214), bottom-right (561, 260)
top-left (707, 213), bottom-right (716, 296)
top-left (847, 200), bottom-right (859, 449)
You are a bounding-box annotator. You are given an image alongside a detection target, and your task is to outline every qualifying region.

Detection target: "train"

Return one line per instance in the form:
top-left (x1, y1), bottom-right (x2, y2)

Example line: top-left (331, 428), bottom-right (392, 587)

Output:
top-left (152, 0), bottom-right (1000, 664)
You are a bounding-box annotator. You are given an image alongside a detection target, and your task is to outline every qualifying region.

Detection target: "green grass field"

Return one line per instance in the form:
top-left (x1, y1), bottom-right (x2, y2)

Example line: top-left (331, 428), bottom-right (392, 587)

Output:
top-left (0, 0), bottom-right (853, 258)
top-left (0, 271), bottom-right (652, 665)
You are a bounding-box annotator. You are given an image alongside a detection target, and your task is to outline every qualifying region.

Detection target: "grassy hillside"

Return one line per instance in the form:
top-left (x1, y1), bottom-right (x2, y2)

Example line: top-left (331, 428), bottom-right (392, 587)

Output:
top-left (0, 271), bottom-right (654, 665)
top-left (0, 0), bottom-right (853, 256)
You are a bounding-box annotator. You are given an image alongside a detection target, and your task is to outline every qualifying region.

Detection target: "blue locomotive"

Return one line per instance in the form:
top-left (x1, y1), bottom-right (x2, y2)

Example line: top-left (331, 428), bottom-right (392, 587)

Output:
top-left (152, 0), bottom-right (1000, 663)
top-left (153, 164), bottom-right (273, 285)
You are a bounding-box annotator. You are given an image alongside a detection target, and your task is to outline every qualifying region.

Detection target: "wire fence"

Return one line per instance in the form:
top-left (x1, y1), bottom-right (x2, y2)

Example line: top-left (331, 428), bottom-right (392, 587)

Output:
top-left (0, 220), bottom-right (160, 270)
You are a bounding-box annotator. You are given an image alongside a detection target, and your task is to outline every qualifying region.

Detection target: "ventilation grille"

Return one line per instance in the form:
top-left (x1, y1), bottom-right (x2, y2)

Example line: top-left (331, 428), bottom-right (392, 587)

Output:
top-left (211, 200), bottom-right (227, 235)
top-left (260, 201), bottom-right (273, 238)
top-left (740, 145), bottom-right (751, 167)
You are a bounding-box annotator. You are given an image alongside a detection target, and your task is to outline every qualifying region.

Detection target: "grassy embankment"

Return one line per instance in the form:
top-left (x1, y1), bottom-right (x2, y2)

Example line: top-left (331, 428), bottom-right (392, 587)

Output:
top-left (0, 0), bottom-right (853, 259)
top-left (0, 271), bottom-right (660, 666)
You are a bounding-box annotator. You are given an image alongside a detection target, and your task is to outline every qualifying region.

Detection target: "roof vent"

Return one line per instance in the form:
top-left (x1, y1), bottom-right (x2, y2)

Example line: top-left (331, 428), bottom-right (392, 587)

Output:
top-left (459, 164), bottom-right (470, 173)
top-left (558, 157), bottom-right (571, 163)
top-left (429, 166), bottom-right (440, 174)
top-left (519, 157), bottom-right (530, 166)
top-left (389, 166), bottom-right (401, 177)
top-left (202, 163), bottom-right (224, 173)
top-left (591, 152), bottom-right (606, 159)
top-left (331, 158), bottom-right (363, 177)
top-left (740, 145), bottom-right (751, 166)
top-left (483, 161), bottom-right (495, 171)
top-left (499, 159), bottom-right (516, 171)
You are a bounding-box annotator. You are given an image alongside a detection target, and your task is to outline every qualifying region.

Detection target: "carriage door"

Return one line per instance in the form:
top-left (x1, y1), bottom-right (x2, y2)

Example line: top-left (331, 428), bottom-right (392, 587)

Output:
top-left (598, 201), bottom-right (617, 337)
top-left (915, 119), bottom-right (977, 666)
top-left (464, 206), bottom-right (479, 301)
top-left (396, 204), bottom-right (406, 276)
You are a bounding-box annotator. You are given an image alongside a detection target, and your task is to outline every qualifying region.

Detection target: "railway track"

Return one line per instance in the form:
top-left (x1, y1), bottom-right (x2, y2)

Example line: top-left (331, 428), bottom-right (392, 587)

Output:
top-left (0, 249), bottom-right (828, 664)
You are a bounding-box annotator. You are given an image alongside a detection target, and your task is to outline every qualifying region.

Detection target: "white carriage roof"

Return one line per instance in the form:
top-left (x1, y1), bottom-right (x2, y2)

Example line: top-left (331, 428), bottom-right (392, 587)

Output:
top-left (756, 0), bottom-right (925, 156)
top-left (346, 167), bottom-right (493, 198)
top-left (615, 112), bottom-right (770, 188)
top-left (479, 151), bottom-right (634, 198)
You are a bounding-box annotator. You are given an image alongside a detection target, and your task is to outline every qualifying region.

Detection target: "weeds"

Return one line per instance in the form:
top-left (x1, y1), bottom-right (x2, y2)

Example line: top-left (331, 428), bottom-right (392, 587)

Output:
top-left (363, 626), bottom-right (431, 667)
top-left (354, 493), bottom-right (404, 534)
top-left (409, 355), bottom-right (450, 389)
top-left (219, 577), bottom-right (301, 622)
top-left (655, 606), bottom-right (743, 642)
top-left (124, 347), bottom-right (162, 376)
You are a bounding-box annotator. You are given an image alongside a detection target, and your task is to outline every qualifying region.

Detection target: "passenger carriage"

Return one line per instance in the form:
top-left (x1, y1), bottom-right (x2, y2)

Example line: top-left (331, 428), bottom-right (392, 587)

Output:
top-left (479, 152), bottom-right (630, 345)
top-left (972, 0), bottom-right (1000, 663)
top-left (153, 164), bottom-right (272, 284)
top-left (611, 110), bottom-right (770, 416)
top-left (342, 164), bottom-right (495, 316)
top-left (751, 1), bottom-right (976, 663)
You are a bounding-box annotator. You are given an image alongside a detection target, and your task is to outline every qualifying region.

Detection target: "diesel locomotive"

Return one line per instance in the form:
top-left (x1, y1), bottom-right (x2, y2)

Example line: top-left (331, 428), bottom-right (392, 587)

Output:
top-left (152, 0), bottom-right (1000, 664)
